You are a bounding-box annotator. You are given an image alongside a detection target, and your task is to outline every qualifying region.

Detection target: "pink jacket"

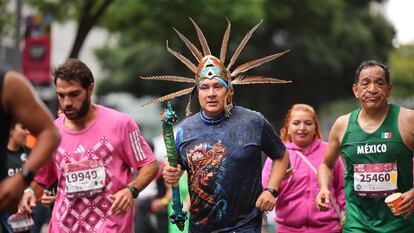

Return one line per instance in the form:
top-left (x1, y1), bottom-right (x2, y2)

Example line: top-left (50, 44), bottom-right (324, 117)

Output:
top-left (262, 139), bottom-right (346, 233)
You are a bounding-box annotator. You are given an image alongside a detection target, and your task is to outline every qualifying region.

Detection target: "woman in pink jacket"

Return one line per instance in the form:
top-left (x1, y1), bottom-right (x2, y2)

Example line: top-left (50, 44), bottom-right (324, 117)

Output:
top-left (262, 104), bottom-right (346, 233)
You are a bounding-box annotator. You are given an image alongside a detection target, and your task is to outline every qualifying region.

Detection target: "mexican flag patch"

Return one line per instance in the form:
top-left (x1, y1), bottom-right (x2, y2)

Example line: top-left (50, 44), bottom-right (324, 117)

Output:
top-left (381, 132), bottom-right (392, 139)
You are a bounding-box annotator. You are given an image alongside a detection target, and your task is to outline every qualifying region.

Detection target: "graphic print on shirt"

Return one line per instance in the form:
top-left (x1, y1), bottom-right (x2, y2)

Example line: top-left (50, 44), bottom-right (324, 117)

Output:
top-left (55, 136), bottom-right (115, 233)
top-left (227, 123), bottom-right (254, 147)
top-left (186, 141), bottom-right (228, 226)
top-left (7, 151), bottom-right (28, 176)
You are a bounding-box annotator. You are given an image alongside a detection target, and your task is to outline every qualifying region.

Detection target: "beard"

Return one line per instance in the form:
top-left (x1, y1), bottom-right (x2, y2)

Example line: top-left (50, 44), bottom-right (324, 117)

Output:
top-left (64, 96), bottom-right (90, 120)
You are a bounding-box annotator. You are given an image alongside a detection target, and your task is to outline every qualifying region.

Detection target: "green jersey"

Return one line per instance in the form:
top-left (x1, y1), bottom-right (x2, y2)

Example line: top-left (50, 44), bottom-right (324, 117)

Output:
top-left (341, 104), bottom-right (414, 233)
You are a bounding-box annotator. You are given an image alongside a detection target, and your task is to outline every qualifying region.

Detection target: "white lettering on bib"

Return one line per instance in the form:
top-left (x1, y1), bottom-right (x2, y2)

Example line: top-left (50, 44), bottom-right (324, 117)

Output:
top-left (7, 214), bottom-right (34, 233)
top-left (353, 163), bottom-right (398, 198)
top-left (64, 160), bottom-right (106, 199)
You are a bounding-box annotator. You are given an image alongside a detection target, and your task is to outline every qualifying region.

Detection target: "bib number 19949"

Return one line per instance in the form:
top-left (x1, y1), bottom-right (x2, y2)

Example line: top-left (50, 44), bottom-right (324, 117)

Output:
top-left (64, 160), bottom-right (106, 199)
top-left (66, 169), bottom-right (98, 184)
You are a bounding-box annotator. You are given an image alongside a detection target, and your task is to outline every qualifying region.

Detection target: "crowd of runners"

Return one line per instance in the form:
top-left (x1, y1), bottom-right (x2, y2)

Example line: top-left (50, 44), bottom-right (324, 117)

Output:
top-left (1, 19), bottom-right (413, 233)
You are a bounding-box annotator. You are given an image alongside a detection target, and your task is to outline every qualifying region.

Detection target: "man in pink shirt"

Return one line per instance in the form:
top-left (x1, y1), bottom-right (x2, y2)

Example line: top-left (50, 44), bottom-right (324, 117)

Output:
top-left (19, 59), bottom-right (158, 233)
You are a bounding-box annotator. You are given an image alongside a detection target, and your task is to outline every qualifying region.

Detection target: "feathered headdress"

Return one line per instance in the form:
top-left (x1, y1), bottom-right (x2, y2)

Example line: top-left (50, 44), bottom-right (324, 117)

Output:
top-left (141, 18), bottom-right (291, 117)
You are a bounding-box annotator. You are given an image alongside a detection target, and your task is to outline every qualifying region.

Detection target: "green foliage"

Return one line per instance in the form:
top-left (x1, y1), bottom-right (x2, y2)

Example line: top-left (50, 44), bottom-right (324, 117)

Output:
top-left (318, 97), bottom-right (359, 138)
top-left (389, 45), bottom-right (414, 97)
top-left (0, 0), bottom-right (12, 39)
top-left (93, 0), bottom-right (395, 124)
top-left (27, 0), bottom-right (80, 21)
top-left (27, 0), bottom-right (111, 22)
top-left (28, 0), bottom-right (114, 58)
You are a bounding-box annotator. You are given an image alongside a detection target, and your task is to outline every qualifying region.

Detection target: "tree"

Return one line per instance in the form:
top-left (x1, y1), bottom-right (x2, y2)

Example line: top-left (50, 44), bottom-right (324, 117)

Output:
top-left (28, 0), bottom-right (114, 58)
top-left (96, 0), bottom-right (264, 112)
top-left (389, 44), bottom-right (414, 97)
top-left (95, 0), bottom-right (395, 125)
top-left (0, 0), bottom-right (12, 43)
top-left (245, 0), bottom-right (395, 123)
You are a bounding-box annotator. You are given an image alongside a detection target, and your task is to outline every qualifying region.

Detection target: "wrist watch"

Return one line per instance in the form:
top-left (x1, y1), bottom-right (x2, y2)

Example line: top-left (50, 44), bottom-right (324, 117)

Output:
top-left (20, 168), bottom-right (35, 185)
top-left (264, 187), bottom-right (278, 198)
top-left (127, 185), bottom-right (140, 199)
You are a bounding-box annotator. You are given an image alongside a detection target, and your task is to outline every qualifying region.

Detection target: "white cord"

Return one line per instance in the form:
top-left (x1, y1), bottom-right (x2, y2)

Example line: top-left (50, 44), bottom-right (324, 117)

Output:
top-left (295, 150), bottom-right (344, 220)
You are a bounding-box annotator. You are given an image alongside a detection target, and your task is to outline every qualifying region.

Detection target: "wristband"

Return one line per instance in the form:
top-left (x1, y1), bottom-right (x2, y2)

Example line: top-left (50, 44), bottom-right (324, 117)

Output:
top-left (24, 187), bottom-right (34, 194)
top-left (264, 187), bottom-right (278, 198)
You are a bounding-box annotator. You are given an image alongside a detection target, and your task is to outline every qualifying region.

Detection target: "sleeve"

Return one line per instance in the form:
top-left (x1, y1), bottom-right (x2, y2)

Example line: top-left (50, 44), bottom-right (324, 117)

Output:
top-left (261, 157), bottom-right (273, 189)
top-left (175, 127), bottom-right (188, 170)
top-left (332, 156), bottom-right (346, 213)
top-left (261, 117), bottom-right (286, 160)
top-left (122, 118), bottom-right (156, 172)
top-left (34, 158), bottom-right (57, 187)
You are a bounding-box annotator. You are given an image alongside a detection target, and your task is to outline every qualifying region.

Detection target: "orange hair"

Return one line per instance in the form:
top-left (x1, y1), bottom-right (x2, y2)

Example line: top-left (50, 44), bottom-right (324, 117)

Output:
top-left (280, 104), bottom-right (323, 142)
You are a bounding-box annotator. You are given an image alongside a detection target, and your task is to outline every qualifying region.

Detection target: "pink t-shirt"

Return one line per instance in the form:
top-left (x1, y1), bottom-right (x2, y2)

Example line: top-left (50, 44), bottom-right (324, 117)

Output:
top-left (35, 105), bottom-right (156, 233)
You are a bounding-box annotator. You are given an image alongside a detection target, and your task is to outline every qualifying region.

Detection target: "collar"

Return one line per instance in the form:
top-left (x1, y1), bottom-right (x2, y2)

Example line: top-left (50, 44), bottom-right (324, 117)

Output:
top-left (200, 110), bottom-right (227, 124)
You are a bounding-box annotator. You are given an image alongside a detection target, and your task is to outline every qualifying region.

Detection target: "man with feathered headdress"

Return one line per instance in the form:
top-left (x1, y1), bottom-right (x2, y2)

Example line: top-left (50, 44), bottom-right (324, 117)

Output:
top-left (143, 18), bottom-right (290, 232)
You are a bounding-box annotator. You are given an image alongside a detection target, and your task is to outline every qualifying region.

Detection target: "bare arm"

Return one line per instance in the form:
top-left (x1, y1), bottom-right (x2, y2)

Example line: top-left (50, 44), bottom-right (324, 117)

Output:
top-left (129, 161), bottom-right (159, 192)
top-left (110, 160), bottom-right (158, 215)
top-left (256, 150), bottom-right (290, 211)
top-left (399, 107), bottom-right (414, 151)
top-left (0, 72), bottom-right (59, 212)
top-left (3, 72), bottom-right (60, 173)
top-left (397, 107), bottom-right (414, 217)
top-left (265, 150), bottom-right (290, 190)
top-left (316, 114), bottom-right (348, 211)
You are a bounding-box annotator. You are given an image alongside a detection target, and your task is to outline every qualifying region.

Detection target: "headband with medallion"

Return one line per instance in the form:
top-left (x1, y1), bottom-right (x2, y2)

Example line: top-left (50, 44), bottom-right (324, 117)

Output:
top-left (141, 18), bottom-right (292, 117)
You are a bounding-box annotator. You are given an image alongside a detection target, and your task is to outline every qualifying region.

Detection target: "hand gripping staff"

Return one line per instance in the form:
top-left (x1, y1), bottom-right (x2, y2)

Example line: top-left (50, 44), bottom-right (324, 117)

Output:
top-left (161, 102), bottom-right (187, 231)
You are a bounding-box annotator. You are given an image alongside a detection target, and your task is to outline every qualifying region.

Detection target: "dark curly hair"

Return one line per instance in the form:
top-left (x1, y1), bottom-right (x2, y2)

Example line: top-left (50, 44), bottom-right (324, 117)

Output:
top-left (53, 58), bottom-right (94, 89)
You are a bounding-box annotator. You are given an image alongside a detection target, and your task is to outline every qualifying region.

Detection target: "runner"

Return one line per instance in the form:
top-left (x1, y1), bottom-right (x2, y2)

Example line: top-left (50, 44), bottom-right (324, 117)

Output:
top-left (0, 69), bottom-right (59, 213)
top-left (316, 60), bottom-right (414, 232)
top-left (19, 59), bottom-right (158, 233)
top-left (262, 104), bottom-right (345, 233)
top-left (0, 121), bottom-right (48, 233)
top-left (142, 18), bottom-right (291, 233)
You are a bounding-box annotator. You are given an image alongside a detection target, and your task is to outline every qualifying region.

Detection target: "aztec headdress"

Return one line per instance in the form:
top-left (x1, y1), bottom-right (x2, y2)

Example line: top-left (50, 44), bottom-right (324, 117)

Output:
top-left (141, 18), bottom-right (291, 117)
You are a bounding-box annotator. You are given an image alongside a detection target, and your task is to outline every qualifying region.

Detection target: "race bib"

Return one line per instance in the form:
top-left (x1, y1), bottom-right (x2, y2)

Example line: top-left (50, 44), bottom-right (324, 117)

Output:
top-left (64, 160), bottom-right (106, 199)
top-left (354, 163), bottom-right (398, 198)
top-left (7, 214), bottom-right (34, 233)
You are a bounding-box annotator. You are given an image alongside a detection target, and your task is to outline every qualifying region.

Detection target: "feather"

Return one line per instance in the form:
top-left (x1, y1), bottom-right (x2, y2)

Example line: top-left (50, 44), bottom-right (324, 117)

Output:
top-left (140, 75), bottom-right (196, 83)
top-left (227, 20), bottom-right (263, 70)
top-left (166, 40), bottom-right (197, 74)
top-left (173, 27), bottom-right (203, 62)
top-left (231, 75), bottom-right (292, 85)
top-left (189, 17), bottom-right (211, 56)
top-left (141, 87), bottom-right (194, 106)
top-left (220, 18), bottom-right (231, 64)
top-left (231, 50), bottom-right (289, 77)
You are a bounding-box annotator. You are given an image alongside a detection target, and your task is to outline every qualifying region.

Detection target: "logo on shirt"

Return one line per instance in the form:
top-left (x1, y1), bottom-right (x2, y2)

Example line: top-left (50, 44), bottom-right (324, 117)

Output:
top-left (74, 144), bottom-right (85, 154)
top-left (20, 153), bottom-right (28, 162)
top-left (357, 144), bottom-right (387, 155)
top-left (381, 132), bottom-right (392, 139)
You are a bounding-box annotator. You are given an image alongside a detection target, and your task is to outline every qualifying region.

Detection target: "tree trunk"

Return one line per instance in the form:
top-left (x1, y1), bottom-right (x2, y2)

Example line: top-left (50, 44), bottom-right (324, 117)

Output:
top-left (68, 0), bottom-right (114, 58)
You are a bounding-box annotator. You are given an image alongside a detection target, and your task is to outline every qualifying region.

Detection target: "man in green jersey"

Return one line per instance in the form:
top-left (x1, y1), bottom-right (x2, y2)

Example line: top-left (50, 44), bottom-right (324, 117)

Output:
top-left (316, 60), bottom-right (414, 232)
